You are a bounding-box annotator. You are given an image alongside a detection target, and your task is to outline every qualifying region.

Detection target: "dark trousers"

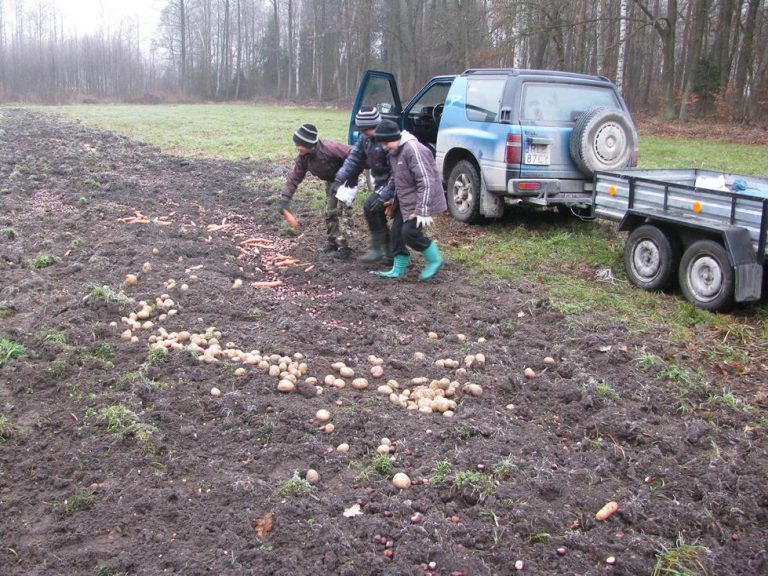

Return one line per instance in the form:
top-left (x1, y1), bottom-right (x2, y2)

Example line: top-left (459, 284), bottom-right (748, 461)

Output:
top-left (363, 192), bottom-right (388, 233)
top-left (391, 203), bottom-right (431, 256)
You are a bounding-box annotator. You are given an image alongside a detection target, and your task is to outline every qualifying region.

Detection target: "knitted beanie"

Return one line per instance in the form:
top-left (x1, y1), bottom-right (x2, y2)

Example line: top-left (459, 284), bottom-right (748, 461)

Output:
top-left (374, 120), bottom-right (401, 143)
top-left (355, 106), bottom-right (381, 128)
top-left (293, 123), bottom-right (319, 147)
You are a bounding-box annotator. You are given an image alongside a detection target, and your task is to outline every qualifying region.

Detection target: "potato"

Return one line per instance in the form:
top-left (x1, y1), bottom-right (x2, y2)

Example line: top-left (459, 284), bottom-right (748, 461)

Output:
top-left (370, 366), bottom-right (384, 378)
top-left (392, 472), bottom-right (411, 489)
top-left (340, 366), bottom-right (355, 378)
top-left (524, 367), bottom-right (536, 379)
top-left (305, 469), bottom-right (319, 485)
top-left (352, 378), bottom-right (369, 390)
top-left (277, 380), bottom-right (295, 393)
top-left (315, 409), bottom-right (331, 422)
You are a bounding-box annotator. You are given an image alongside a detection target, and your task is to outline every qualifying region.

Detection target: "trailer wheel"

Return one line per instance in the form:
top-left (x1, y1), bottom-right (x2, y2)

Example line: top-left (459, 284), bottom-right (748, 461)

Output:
top-left (679, 239), bottom-right (734, 311)
top-left (446, 160), bottom-right (482, 223)
top-left (624, 225), bottom-right (679, 291)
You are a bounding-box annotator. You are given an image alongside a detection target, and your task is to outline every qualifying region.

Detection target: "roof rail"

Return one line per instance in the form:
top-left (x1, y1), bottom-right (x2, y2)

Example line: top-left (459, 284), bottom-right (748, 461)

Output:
top-left (460, 68), bottom-right (609, 82)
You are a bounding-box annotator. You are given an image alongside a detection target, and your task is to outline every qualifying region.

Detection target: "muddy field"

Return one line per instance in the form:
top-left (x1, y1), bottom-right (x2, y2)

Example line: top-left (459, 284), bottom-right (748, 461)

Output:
top-left (1, 108), bottom-right (766, 576)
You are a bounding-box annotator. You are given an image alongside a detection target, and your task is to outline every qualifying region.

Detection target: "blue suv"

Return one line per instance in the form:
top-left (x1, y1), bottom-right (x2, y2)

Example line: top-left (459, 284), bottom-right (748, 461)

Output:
top-left (350, 69), bottom-right (638, 222)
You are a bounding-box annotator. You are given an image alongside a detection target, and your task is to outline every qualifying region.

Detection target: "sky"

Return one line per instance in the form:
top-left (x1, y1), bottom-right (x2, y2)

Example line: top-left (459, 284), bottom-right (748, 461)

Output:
top-left (53, 0), bottom-right (165, 48)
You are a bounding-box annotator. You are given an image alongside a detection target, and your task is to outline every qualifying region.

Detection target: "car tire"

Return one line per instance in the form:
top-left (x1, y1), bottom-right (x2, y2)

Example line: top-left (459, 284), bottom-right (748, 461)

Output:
top-left (678, 239), bottom-right (734, 311)
top-left (570, 106), bottom-right (635, 176)
top-left (446, 160), bottom-right (482, 223)
top-left (624, 225), bottom-right (680, 291)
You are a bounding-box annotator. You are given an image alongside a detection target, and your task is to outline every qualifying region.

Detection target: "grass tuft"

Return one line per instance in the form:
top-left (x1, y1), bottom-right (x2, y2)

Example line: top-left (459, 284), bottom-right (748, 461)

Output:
top-left (274, 471), bottom-right (314, 498)
top-left (0, 338), bottom-right (27, 367)
top-left (652, 535), bottom-right (711, 576)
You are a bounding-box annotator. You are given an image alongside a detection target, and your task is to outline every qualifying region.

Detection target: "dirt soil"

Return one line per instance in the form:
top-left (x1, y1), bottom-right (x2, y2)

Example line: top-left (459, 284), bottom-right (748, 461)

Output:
top-left (1, 108), bottom-right (767, 576)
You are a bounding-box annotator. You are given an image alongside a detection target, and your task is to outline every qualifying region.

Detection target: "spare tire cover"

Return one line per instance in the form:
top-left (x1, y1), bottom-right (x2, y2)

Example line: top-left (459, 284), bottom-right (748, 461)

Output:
top-left (569, 106), bottom-right (636, 176)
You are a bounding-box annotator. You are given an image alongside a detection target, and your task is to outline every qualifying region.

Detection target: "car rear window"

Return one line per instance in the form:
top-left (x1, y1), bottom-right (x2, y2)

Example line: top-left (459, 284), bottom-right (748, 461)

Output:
top-left (465, 78), bottom-right (506, 122)
top-left (521, 82), bottom-right (620, 122)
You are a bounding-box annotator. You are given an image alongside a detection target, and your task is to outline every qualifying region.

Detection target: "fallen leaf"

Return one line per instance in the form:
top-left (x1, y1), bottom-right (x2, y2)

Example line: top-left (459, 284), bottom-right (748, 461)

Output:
top-left (599, 345), bottom-right (612, 352)
top-left (251, 512), bottom-right (273, 538)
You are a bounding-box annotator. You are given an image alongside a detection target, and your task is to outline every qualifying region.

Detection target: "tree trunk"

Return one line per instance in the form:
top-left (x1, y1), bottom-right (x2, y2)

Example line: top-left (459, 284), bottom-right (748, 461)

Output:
top-left (616, 0), bottom-right (629, 93)
top-left (679, 0), bottom-right (708, 122)
top-left (731, 0), bottom-right (761, 119)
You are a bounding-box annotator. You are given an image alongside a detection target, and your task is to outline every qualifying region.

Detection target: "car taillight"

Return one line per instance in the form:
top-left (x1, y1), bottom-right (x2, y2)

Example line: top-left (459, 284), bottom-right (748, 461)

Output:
top-left (506, 134), bottom-right (521, 165)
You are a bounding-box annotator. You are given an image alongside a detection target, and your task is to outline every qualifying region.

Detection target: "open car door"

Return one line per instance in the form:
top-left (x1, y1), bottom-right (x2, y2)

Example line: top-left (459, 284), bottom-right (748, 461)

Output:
top-left (349, 70), bottom-right (402, 145)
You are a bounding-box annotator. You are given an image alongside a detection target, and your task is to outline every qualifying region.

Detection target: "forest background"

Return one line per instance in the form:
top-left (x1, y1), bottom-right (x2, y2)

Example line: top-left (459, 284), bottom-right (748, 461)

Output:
top-left (0, 0), bottom-right (766, 124)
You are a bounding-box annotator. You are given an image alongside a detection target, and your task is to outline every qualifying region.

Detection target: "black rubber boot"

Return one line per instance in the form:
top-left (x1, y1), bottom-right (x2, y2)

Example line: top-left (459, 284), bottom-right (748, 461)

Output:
top-left (359, 230), bottom-right (387, 264)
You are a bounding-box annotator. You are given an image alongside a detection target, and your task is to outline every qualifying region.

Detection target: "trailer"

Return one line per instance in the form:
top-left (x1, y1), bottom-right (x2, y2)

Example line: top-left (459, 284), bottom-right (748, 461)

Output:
top-left (593, 168), bottom-right (768, 311)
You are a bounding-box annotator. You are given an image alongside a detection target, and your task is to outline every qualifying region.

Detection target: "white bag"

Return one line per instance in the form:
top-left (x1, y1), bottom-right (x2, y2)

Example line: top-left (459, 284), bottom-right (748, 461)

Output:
top-left (335, 184), bottom-right (358, 205)
top-left (694, 175), bottom-right (728, 192)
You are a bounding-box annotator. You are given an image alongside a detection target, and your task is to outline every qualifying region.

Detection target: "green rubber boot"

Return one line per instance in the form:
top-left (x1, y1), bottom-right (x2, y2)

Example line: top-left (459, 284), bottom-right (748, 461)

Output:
top-left (419, 242), bottom-right (443, 281)
top-left (376, 254), bottom-right (411, 279)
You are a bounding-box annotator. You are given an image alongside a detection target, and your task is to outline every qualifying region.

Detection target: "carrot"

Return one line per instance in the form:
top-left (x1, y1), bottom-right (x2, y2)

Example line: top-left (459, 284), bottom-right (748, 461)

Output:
top-left (595, 501), bottom-right (619, 521)
top-left (251, 280), bottom-right (284, 288)
top-left (241, 237), bottom-right (275, 245)
top-left (283, 208), bottom-right (300, 229)
top-left (274, 258), bottom-right (300, 267)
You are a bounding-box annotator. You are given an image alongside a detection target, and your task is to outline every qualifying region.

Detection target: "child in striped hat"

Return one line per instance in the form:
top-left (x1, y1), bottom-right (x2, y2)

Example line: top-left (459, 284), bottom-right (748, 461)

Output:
top-left (278, 124), bottom-right (354, 258)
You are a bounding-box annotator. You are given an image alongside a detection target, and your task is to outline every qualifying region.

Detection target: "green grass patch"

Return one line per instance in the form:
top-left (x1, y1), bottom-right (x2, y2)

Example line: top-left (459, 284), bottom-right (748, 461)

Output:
top-left (40, 104), bottom-right (349, 164)
top-left (640, 135), bottom-right (768, 177)
top-left (274, 471), bottom-right (314, 498)
top-left (0, 414), bottom-right (17, 442)
top-left (63, 489), bottom-right (93, 515)
top-left (87, 284), bottom-right (131, 305)
top-left (0, 338), bottom-right (27, 367)
top-left (95, 404), bottom-right (158, 448)
top-left (30, 253), bottom-right (56, 268)
top-left (651, 535), bottom-right (710, 576)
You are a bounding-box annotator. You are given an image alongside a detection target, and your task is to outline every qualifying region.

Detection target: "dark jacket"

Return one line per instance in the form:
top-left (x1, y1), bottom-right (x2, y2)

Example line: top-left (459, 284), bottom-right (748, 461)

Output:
top-left (389, 131), bottom-right (447, 218)
top-left (334, 134), bottom-right (395, 200)
top-left (282, 139), bottom-right (352, 200)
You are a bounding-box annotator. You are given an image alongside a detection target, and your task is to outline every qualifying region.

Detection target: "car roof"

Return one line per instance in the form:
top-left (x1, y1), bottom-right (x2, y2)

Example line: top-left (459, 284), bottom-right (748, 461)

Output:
top-left (460, 68), bottom-right (612, 83)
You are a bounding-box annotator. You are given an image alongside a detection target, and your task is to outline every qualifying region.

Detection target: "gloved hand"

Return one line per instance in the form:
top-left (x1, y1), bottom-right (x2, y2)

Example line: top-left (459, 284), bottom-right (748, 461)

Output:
top-left (384, 200), bottom-right (394, 218)
top-left (416, 215), bottom-right (434, 228)
top-left (368, 193), bottom-right (385, 212)
top-left (277, 196), bottom-right (291, 214)
top-left (330, 181), bottom-right (341, 195)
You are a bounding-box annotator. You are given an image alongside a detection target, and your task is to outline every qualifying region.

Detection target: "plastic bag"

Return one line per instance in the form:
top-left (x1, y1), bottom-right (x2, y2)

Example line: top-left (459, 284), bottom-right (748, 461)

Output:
top-left (335, 184), bottom-right (358, 205)
top-left (694, 175), bottom-right (728, 192)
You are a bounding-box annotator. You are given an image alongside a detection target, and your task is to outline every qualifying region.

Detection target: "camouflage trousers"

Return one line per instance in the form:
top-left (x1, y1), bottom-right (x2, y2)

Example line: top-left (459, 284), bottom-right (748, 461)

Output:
top-left (325, 181), bottom-right (354, 248)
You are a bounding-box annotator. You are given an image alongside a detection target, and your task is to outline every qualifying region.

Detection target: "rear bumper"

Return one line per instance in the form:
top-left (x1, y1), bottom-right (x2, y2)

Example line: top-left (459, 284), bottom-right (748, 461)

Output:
top-left (502, 178), bottom-right (592, 204)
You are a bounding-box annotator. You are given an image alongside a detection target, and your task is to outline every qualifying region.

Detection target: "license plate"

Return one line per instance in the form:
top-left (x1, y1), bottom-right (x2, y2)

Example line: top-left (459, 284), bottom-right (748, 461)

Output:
top-left (525, 144), bottom-right (550, 165)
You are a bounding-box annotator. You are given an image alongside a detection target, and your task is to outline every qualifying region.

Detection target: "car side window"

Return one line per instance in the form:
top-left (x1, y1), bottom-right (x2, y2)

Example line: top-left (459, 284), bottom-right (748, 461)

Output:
top-left (361, 76), bottom-right (398, 120)
top-left (465, 78), bottom-right (506, 123)
top-left (408, 83), bottom-right (451, 118)
top-left (521, 83), bottom-right (620, 122)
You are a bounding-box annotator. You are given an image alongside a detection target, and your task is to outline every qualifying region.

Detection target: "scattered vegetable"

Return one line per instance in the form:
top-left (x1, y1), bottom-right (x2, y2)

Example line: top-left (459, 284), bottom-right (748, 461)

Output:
top-left (595, 500), bottom-right (619, 521)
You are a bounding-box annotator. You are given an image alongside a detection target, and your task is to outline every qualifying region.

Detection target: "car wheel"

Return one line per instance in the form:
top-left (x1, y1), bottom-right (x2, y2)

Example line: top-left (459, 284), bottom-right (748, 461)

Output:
top-left (570, 106), bottom-right (635, 176)
top-left (624, 225), bottom-right (680, 291)
top-left (446, 160), bottom-right (482, 223)
top-left (678, 239), bottom-right (734, 311)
